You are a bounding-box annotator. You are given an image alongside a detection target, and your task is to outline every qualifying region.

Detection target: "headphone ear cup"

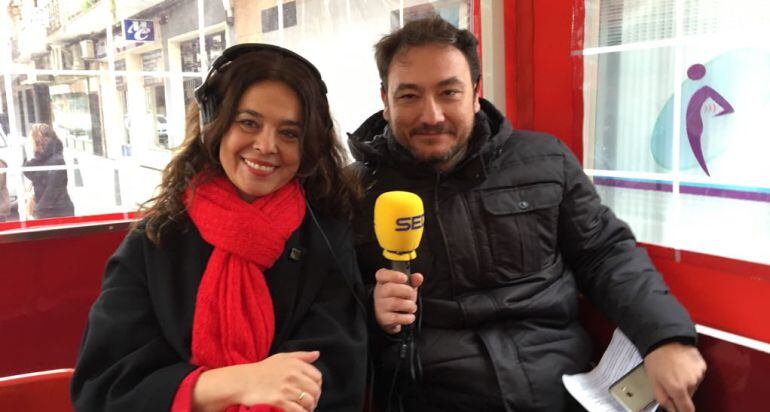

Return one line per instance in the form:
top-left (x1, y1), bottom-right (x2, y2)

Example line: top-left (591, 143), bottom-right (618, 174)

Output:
top-left (200, 92), bottom-right (219, 125)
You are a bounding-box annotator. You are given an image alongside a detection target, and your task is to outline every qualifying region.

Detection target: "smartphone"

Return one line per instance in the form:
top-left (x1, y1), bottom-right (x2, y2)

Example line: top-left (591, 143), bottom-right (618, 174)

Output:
top-left (609, 363), bottom-right (657, 412)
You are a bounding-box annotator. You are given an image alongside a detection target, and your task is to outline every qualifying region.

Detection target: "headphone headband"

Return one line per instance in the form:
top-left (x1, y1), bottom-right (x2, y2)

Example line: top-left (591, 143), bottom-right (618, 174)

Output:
top-left (194, 43), bottom-right (328, 129)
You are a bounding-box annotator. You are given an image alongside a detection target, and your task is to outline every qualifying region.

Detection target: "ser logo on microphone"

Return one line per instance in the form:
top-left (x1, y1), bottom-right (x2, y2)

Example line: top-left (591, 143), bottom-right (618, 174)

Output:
top-left (395, 214), bottom-right (425, 232)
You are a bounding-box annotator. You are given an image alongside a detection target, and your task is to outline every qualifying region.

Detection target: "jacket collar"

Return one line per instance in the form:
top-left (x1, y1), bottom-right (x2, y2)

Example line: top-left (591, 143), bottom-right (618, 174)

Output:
top-left (348, 98), bottom-right (513, 189)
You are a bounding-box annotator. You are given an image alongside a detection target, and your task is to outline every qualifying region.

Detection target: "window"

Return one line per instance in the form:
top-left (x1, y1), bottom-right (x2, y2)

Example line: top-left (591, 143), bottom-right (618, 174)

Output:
top-left (1, 0), bottom-right (473, 230)
top-left (391, 1), bottom-right (463, 31)
top-left (180, 32), bottom-right (226, 73)
top-left (261, 2), bottom-right (297, 33)
top-left (582, 0), bottom-right (770, 264)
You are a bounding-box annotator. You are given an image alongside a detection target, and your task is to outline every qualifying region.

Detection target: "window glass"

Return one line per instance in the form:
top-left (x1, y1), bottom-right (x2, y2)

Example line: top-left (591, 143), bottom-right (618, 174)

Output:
top-left (1, 0), bottom-right (473, 231)
top-left (585, 48), bottom-right (675, 173)
top-left (262, 2), bottom-right (298, 33)
top-left (7, 73), bottom-right (133, 220)
top-left (0, 78), bottom-right (17, 223)
top-left (683, 0), bottom-right (770, 36)
top-left (179, 32), bottom-right (226, 73)
top-left (248, 0), bottom-right (471, 136)
top-left (582, 0), bottom-right (770, 264)
top-left (584, 0), bottom-right (675, 48)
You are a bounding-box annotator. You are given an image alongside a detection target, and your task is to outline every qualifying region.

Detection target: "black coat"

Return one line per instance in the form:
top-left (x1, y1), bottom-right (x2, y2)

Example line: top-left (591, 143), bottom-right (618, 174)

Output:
top-left (23, 149), bottom-right (74, 219)
top-left (348, 99), bottom-right (696, 411)
top-left (71, 212), bottom-right (368, 411)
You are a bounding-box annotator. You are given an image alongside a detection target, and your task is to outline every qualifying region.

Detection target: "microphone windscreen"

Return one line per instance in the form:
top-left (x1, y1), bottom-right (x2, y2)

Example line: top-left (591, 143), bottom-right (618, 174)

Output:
top-left (374, 191), bottom-right (424, 261)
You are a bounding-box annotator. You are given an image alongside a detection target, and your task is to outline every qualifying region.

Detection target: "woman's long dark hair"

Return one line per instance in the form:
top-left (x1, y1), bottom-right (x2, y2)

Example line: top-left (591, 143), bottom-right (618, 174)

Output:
top-left (29, 123), bottom-right (64, 159)
top-left (138, 49), bottom-right (360, 244)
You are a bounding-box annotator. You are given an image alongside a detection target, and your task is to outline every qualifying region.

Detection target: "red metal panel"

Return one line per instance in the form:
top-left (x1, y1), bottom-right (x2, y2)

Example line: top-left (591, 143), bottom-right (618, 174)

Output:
top-left (0, 229), bottom-right (126, 376)
top-left (569, 0), bottom-right (585, 162)
top-left (503, 0), bottom-right (582, 157)
top-left (0, 212), bottom-right (136, 233)
top-left (645, 244), bottom-right (770, 344)
top-left (531, 0), bottom-right (581, 155)
top-left (0, 369), bottom-right (74, 411)
top-left (503, 0), bottom-right (535, 130)
top-left (693, 334), bottom-right (770, 412)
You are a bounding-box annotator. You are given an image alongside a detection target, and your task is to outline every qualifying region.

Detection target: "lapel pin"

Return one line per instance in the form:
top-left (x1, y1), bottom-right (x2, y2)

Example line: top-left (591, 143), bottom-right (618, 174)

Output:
top-left (289, 247), bottom-right (303, 262)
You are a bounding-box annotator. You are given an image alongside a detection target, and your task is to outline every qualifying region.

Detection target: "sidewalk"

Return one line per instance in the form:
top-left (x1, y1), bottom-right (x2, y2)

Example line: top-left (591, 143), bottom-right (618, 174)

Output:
top-left (63, 149), bottom-right (164, 217)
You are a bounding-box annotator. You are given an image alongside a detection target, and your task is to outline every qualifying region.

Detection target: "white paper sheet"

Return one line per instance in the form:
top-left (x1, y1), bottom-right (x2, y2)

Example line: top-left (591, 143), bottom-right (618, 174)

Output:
top-left (562, 328), bottom-right (659, 412)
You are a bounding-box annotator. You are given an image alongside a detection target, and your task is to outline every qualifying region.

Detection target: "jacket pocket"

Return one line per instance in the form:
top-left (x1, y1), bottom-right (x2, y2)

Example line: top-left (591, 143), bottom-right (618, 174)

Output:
top-left (480, 183), bottom-right (562, 277)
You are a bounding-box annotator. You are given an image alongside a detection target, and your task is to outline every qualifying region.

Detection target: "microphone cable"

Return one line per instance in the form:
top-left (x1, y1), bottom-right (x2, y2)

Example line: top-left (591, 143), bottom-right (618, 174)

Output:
top-left (384, 285), bottom-right (423, 412)
top-left (305, 198), bottom-right (376, 409)
top-left (305, 198), bottom-right (367, 316)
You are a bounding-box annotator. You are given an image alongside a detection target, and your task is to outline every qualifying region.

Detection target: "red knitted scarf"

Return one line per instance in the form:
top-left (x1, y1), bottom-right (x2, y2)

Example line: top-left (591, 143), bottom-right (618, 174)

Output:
top-left (185, 175), bottom-right (305, 411)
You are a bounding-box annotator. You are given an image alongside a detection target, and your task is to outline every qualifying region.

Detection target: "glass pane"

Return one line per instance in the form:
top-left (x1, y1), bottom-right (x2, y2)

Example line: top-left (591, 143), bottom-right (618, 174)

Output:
top-left (596, 183), bottom-right (770, 265)
top-left (673, 45), bottom-right (770, 183)
top-left (674, 42), bottom-right (770, 265)
top-left (119, 161), bottom-right (164, 213)
top-left (2, 0), bottom-right (473, 227)
top-left (227, 0), bottom-right (471, 136)
top-left (2, 72), bottom-right (166, 220)
top-left (114, 0), bottom-right (200, 71)
top-left (584, 0), bottom-right (675, 49)
top-left (677, 192), bottom-right (770, 264)
top-left (0, 78), bottom-right (17, 223)
top-left (594, 182), bottom-right (675, 247)
top-left (117, 74), bottom-right (180, 158)
top-left (1, 167), bottom-right (21, 223)
top-left (3, 74), bottom-right (89, 219)
top-left (394, 0), bottom-right (467, 30)
top-left (584, 0), bottom-right (770, 265)
top-left (684, 0), bottom-right (770, 36)
top-left (178, 31), bottom-right (227, 74)
top-left (46, 77), bottom-right (105, 157)
top-left (10, 0), bottom-right (109, 67)
top-left (587, 47), bottom-right (675, 173)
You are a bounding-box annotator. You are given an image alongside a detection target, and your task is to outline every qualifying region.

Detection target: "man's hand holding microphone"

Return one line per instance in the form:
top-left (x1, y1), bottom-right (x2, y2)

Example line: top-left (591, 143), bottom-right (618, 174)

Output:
top-left (372, 191), bottom-right (425, 335)
top-left (374, 269), bottom-right (424, 334)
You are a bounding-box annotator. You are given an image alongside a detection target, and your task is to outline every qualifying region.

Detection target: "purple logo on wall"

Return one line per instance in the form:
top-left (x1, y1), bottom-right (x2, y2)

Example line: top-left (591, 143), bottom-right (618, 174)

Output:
top-left (649, 50), bottom-right (770, 177)
top-left (685, 64), bottom-right (734, 176)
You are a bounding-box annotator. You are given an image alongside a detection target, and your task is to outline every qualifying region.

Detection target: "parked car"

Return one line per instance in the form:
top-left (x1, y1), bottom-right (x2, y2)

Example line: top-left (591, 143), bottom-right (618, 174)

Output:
top-left (123, 113), bottom-right (168, 147)
top-left (156, 114), bottom-right (168, 138)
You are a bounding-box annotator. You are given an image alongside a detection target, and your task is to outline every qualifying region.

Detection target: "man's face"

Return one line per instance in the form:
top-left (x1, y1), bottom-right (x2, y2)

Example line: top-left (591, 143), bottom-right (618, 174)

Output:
top-left (382, 44), bottom-right (480, 171)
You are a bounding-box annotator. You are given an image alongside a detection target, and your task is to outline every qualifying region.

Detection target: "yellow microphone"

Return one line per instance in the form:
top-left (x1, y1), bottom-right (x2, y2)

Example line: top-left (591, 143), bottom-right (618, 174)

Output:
top-left (373, 191), bottom-right (424, 282)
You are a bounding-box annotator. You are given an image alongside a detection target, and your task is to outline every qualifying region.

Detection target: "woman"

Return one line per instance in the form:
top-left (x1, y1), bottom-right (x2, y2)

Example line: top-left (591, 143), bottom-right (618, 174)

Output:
top-left (71, 44), bottom-right (367, 412)
top-left (22, 123), bottom-right (74, 219)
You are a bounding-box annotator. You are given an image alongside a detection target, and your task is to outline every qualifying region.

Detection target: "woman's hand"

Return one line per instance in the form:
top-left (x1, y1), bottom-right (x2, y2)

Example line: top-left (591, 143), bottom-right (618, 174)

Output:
top-left (25, 196), bottom-right (35, 218)
top-left (192, 351), bottom-right (323, 412)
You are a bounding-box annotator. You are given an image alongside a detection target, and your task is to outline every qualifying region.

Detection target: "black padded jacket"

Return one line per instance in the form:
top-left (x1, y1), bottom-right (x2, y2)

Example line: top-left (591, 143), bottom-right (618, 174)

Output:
top-left (348, 99), bottom-right (696, 412)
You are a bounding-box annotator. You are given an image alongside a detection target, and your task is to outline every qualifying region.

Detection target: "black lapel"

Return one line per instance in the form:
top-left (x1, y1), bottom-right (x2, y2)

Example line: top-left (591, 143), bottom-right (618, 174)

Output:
top-left (151, 224), bottom-right (212, 360)
top-left (267, 214), bottom-right (333, 350)
top-left (266, 217), bottom-right (307, 348)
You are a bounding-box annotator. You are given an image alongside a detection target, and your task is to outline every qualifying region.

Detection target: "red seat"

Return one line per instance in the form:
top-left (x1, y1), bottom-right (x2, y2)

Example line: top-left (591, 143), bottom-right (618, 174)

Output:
top-left (0, 369), bottom-right (74, 411)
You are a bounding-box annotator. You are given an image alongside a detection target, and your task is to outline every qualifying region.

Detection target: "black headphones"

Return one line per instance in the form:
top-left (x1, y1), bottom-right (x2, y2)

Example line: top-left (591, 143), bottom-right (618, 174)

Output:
top-left (194, 43), bottom-right (329, 127)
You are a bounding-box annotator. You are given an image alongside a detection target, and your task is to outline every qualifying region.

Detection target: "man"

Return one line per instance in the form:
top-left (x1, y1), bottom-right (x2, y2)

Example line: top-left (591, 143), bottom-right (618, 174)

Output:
top-left (349, 16), bottom-right (706, 412)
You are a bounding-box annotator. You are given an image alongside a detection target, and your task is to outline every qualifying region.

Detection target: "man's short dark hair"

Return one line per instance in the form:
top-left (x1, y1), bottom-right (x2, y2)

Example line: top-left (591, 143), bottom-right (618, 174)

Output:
top-left (375, 15), bottom-right (480, 92)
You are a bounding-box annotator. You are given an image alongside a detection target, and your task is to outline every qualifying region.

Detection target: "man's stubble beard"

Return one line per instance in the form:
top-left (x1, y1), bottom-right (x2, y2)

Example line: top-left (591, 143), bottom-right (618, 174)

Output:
top-left (390, 123), bottom-right (470, 172)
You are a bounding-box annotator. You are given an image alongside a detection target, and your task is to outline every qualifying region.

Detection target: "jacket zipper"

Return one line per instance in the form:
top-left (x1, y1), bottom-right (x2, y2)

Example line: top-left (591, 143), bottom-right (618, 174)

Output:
top-left (433, 173), bottom-right (458, 298)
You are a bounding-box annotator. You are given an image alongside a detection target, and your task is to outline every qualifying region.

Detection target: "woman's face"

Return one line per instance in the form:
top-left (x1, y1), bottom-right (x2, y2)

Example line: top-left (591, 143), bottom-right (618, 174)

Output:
top-left (30, 132), bottom-right (40, 152)
top-left (219, 81), bottom-right (302, 202)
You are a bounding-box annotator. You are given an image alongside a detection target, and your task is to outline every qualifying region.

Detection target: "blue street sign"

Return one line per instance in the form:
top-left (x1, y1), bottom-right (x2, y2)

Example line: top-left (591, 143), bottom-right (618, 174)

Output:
top-left (123, 19), bottom-right (155, 42)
